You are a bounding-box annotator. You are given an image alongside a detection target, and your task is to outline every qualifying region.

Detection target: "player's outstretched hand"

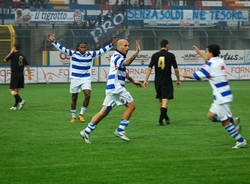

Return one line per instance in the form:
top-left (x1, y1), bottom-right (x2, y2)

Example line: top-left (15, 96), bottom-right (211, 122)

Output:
top-left (134, 80), bottom-right (143, 88)
top-left (143, 81), bottom-right (149, 88)
top-left (48, 34), bottom-right (55, 42)
top-left (3, 46), bottom-right (15, 62)
top-left (112, 38), bottom-right (119, 46)
top-left (136, 40), bottom-right (140, 53)
top-left (192, 45), bottom-right (200, 53)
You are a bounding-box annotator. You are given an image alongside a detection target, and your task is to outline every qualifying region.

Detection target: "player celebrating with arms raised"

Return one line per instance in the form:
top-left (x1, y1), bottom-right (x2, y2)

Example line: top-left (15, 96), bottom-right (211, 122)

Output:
top-left (80, 39), bottom-right (142, 144)
top-left (48, 34), bottom-right (118, 123)
top-left (181, 44), bottom-right (247, 149)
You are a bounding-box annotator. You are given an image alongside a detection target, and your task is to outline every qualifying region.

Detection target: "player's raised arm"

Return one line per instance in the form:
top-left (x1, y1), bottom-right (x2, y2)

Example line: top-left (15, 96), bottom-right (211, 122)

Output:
top-left (48, 33), bottom-right (74, 56)
top-left (126, 72), bottom-right (143, 87)
top-left (123, 40), bottom-right (140, 66)
top-left (90, 38), bottom-right (119, 58)
top-left (193, 45), bottom-right (208, 61)
top-left (3, 46), bottom-right (15, 62)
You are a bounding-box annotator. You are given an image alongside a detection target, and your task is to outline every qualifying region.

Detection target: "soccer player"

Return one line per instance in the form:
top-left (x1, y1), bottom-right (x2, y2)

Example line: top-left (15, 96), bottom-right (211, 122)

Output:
top-left (48, 34), bottom-right (118, 123)
top-left (144, 40), bottom-right (181, 126)
top-left (80, 39), bottom-right (142, 144)
top-left (3, 43), bottom-right (32, 110)
top-left (180, 44), bottom-right (247, 149)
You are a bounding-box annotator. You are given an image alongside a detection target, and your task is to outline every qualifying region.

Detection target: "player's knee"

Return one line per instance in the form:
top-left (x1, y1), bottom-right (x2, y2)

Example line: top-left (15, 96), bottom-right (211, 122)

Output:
top-left (72, 94), bottom-right (78, 101)
top-left (84, 91), bottom-right (91, 99)
top-left (10, 90), bottom-right (16, 96)
top-left (85, 93), bottom-right (91, 99)
top-left (130, 103), bottom-right (136, 111)
top-left (207, 113), bottom-right (214, 121)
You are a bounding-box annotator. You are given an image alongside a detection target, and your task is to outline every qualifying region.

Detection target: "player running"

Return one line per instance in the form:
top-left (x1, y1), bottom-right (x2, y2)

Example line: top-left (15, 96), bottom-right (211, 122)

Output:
top-left (3, 43), bottom-right (32, 110)
top-left (48, 34), bottom-right (118, 123)
top-left (181, 44), bottom-right (247, 149)
top-left (80, 39), bottom-right (142, 144)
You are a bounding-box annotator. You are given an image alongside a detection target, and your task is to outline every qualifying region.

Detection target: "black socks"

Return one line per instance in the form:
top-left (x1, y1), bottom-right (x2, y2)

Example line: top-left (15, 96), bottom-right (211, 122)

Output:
top-left (14, 94), bottom-right (22, 107)
top-left (159, 107), bottom-right (169, 123)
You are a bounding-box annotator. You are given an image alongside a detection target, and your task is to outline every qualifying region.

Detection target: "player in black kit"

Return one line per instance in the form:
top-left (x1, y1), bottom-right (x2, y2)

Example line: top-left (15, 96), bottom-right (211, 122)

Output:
top-left (144, 40), bottom-right (181, 125)
top-left (3, 43), bottom-right (31, 110)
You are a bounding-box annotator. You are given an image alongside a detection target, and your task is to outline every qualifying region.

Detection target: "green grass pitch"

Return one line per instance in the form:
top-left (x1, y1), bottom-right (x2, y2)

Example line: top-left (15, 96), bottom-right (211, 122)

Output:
top-left (0, 81), bottom-right (249, 184)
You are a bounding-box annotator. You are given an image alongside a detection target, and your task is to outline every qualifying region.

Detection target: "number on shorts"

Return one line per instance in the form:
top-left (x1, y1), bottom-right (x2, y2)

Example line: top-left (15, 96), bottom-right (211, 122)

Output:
top-left (158, 56), bottom-right (165, 70)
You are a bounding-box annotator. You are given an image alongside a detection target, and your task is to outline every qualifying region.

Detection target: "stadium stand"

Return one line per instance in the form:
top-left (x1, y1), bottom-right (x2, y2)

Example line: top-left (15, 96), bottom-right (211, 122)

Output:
top-left (0, 0), bottom-right (249, 10)
top-left (0, 0), bottom-right (249, 66)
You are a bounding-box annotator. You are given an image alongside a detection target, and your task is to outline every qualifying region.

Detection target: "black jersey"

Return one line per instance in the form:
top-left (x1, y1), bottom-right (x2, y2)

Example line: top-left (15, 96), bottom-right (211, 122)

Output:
top-left (6, 51), bottom-right (29, 74)
top-left (149, 49), bottom-right (178, 86)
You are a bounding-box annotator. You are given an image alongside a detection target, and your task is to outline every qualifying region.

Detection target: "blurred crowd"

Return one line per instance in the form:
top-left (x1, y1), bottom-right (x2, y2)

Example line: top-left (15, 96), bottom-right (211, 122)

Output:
top-left (0, 0), bottom-right (198, 9)
top-left (0, 0), bottom-right (48, 9)
top-left (1, 0), bottom-right (249, 9)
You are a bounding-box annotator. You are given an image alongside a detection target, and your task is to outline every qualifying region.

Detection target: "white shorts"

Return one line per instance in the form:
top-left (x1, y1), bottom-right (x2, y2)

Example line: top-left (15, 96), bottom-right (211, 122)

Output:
top-left (209, 102), bottom-right (232, 121)
top-left (70, 78), bottom-right (91, 94)
top-left (103, 90), bottom-right (134, 107)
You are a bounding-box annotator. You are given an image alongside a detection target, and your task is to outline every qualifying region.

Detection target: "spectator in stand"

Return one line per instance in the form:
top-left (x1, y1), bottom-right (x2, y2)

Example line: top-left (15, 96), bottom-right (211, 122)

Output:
top-left (70, 0), bottom-right (78, 4)
top-left (155, 0), bottom-right (162, 9)
top-left (97, 10), bottom-right (103, 26)
top-left (88, 17), bottom-right (96, 29)
top-left (139, 0), bottom-right (144, 9)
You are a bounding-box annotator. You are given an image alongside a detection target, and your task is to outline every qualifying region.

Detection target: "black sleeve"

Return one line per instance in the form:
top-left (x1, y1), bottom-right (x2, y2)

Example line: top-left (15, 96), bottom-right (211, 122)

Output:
top-left (23, 55), bottom-right (29, 66)
top-left (149, 54), bottom-right (156, 68)
top-left (171, 54), bottom-right (178, 69)
top-left (5, 53), bottom-right (13, 61)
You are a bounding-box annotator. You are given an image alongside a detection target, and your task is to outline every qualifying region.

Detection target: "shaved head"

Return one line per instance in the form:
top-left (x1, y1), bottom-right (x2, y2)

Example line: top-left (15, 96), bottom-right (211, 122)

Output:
top-left (117, 39), bottom-right (129, 55)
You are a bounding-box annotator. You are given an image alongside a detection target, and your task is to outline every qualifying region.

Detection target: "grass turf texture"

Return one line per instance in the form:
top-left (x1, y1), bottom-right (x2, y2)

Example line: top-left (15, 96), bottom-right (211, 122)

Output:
top-left (0, 81), bottom-right (249, 184)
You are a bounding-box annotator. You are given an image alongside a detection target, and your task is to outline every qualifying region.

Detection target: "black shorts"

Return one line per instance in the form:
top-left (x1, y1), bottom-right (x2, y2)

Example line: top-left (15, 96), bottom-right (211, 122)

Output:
top-left (10, 73), bottom-right (24, 90)
top-left (155, 84), bottom-right (174, 99)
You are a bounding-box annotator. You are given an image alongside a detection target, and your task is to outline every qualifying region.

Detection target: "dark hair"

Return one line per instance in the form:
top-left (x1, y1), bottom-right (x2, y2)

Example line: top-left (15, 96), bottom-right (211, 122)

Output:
top-left (160, 40), bottom-right (168, 48)
top-left (15, 43), bottom-right (21, 50)
top-left (207, 44), bottom-right (220, 57)
top-left (76, 42), bottom-right (87, 51)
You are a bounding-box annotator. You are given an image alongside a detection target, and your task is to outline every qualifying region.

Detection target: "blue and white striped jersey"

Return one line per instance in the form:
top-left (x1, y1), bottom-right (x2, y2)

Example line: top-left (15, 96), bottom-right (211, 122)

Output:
top-left (52, 41), bottom-right (112, 79)
top-left (192, 57), bottom-right (233, 104)
top-left (106, 51), bottom-right (127, 94)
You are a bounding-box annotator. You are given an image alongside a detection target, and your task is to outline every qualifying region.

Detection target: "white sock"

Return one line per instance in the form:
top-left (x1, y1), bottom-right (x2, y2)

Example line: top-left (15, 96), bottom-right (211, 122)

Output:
top-left (80, 106), bottom-right (87, 116)
top-left (71, 109), bottom-right (76, 118)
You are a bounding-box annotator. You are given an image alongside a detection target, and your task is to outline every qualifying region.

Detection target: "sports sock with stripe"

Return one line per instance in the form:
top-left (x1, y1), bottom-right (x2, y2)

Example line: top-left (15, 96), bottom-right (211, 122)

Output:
top-left (117, 119), bottom-right (129, 132)
top-left (71, 109), bottom-right (76, 118)
top-left (224, 123), bottom-right (244, 142)
top-left (84, 123), bottom-right (97, 135)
